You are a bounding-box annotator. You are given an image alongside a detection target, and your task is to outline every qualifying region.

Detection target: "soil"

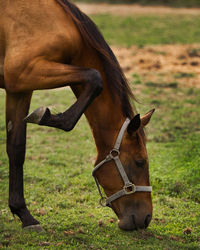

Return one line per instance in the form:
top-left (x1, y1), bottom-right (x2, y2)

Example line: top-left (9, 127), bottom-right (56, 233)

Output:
top-left (77, 3), bottom-right (200, 16)
top-left (112, 44), bottom-right (200, 88)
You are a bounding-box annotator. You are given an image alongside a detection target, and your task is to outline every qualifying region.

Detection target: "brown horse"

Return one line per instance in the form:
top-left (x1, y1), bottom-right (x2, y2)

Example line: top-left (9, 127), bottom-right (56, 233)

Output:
top-left (0, 0), bottom-right (154, 231)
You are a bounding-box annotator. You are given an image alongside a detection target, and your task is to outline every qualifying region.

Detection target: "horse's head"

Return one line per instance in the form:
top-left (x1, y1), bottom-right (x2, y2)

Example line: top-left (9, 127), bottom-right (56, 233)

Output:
top-left (93, 109), bottom-right (154, 231)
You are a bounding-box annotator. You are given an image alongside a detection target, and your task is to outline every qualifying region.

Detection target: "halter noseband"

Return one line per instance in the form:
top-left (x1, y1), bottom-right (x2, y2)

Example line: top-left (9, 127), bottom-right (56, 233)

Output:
top-left (92, 118), bottom-right (152, 207)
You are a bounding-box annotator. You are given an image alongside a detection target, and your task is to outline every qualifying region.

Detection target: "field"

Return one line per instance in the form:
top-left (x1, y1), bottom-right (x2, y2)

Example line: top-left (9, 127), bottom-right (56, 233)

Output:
top-left (74, 0), bottom-right (200, 8)
top-left (0, 3), bottom-right (200, 250)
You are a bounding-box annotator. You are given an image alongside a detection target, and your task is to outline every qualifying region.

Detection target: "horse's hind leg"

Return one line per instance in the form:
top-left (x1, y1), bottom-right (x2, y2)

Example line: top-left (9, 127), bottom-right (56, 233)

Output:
top-left (6, 92), bottom-right (41, 230)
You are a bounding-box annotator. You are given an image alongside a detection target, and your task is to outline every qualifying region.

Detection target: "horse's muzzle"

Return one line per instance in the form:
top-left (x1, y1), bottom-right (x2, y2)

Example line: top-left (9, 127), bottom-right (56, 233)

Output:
top-left (118, 214), bottom-right (152, 231)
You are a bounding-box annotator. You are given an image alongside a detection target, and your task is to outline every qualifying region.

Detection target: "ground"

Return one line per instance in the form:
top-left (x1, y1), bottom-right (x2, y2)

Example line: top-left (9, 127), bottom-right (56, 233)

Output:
top-left (113, 44), bottom-right (200, 89)
top-left (77, 2), bottom-right (200, 16)
top-left (77, 2), bottom-right (200, 89)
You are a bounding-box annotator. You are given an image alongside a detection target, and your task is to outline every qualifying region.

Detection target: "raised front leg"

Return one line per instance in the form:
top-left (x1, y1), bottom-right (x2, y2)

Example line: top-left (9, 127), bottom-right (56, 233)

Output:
top-left (5, 61), bottom-right (102, 131)
top-left (6, 92), bottom-right (41, 229)
top-left (25, 67), bottom-right (102, 131)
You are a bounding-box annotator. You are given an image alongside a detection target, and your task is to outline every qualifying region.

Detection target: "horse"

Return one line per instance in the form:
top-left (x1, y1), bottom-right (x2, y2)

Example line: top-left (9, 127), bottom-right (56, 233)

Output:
top-left (0, 0), bottom-right (154, 231)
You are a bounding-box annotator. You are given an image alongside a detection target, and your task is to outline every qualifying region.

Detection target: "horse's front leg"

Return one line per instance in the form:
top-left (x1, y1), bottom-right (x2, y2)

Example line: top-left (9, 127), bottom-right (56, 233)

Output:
top-left (6, 92), bottom-right (42, 230)
top-left (17, 62), bottom-right (103, 131)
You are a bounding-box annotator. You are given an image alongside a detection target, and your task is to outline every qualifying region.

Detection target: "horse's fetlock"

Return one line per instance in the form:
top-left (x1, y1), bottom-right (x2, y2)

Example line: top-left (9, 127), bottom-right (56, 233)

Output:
top-left (61, 120), bottom-right (75, 132)
top-left (9, 202), bottom-right (26, 215)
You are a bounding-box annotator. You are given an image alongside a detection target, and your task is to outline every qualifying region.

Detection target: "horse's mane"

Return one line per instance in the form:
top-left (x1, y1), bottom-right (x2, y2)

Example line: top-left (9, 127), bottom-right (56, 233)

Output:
top-left (56, 0), bottom-right (135, 118)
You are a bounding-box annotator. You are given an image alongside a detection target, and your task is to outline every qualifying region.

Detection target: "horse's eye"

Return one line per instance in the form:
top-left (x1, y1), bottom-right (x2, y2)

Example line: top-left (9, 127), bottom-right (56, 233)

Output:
top-left (135, 160), bottom-right (146, 168)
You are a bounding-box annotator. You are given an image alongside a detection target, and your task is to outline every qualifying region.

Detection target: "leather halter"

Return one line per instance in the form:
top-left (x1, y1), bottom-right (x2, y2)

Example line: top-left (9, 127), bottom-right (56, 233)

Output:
top-left (92, 118), bottom-right (152, 207)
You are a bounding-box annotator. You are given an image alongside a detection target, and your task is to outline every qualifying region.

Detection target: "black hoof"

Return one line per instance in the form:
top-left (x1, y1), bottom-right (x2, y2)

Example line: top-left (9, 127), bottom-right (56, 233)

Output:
top-left (24, 107), bottom-right (49, 124)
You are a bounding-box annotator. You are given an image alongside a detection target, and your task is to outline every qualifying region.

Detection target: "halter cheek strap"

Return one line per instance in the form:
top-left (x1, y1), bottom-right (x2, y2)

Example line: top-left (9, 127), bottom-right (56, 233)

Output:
top-left (92, 118), bottom-right (152, 207)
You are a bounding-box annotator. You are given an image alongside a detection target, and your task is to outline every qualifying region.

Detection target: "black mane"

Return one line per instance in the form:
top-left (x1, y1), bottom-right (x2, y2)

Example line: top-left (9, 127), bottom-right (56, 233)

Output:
top-left (57, 0), bottom-right (135, 118)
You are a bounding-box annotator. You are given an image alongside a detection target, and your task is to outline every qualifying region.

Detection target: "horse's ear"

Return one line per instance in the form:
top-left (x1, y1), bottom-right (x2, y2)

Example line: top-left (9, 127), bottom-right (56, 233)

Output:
top-left (127, 114), bottom-right (141, 135)
top-left (141, 109), bottom-right (155, 127)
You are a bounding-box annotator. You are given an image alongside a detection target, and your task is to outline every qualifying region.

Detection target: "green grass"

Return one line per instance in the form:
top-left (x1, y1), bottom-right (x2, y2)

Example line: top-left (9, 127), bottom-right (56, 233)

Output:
top-left (74, 0), bottom-right (200, 8)
top-left (91, 14), bottom-right (200, 46)
top-left (0, 80), bottom-right (200, 248)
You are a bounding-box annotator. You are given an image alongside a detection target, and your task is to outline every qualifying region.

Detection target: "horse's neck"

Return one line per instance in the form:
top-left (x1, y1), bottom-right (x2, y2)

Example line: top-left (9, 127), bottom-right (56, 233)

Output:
top-left (85, 94), bottom-right (125, 159)
top-left (84, 69), bottom-right (126, 156)
top-left (71, 46), bottom-right (127, 156)
top-left (68, 33), bottom-right (128, 157)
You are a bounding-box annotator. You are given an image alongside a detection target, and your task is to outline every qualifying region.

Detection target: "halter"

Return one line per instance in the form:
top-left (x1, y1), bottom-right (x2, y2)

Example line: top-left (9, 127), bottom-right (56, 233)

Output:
top-left (92, 118), bottom-right (152, 207)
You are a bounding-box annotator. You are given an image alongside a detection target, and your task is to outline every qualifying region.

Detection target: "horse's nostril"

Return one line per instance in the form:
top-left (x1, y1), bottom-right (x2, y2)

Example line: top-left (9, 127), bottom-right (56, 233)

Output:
top-left (144, 214), bottom-right (151, 228)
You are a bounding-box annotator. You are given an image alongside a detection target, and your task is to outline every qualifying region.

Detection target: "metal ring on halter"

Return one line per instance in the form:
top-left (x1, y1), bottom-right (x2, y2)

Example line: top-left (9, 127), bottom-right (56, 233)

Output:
top-left (109, 149), bottom-right (120, 160)
top-left (123, 183), bottom-right (136, 195)
top-left (99, 197), bottom-right (107, 207)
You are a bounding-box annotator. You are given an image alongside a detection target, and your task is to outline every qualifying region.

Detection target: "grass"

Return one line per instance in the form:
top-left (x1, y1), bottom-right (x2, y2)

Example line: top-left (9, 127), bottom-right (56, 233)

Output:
top-left (73, 0), bottom-right (200, 8)
top-left (174, 72), bottom-right (196, 78)
top-left (0, 80), bottom-right (200, 249)
top-left (91, 14), bottom-right (200, 46)
top-left (134, 81), bottom-right (200, 202)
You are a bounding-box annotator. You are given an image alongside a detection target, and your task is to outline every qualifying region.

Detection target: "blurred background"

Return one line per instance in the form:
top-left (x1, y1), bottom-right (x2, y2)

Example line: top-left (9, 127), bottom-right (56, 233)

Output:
top-left (74, 0), bottom-right (200, 8)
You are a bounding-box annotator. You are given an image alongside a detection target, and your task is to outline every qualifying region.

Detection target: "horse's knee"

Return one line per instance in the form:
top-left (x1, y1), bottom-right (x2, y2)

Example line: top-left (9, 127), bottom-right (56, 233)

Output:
top-left (9, 201), bottom-right (26, 216)
top-left (87, 69), bottom-right (103, 95)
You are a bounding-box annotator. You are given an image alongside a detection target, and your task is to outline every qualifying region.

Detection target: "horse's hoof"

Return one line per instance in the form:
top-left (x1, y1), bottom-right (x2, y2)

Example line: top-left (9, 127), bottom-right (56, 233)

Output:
top-left (24, 107), bottom-right (48, 124)
top-left (23, 224), bottom-right (45, 233)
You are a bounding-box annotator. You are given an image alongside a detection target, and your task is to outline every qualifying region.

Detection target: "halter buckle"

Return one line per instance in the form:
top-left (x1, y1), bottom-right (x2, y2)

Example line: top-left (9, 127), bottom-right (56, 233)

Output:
top-left (123, 183), bottom-right (136, 194)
